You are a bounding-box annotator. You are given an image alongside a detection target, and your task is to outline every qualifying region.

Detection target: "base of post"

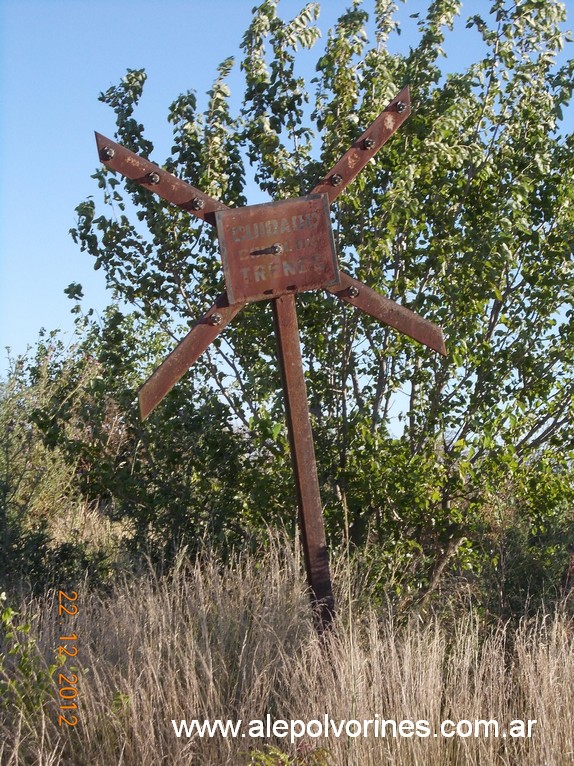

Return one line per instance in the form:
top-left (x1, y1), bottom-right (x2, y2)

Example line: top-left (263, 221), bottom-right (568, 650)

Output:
top-left (312, 594), bottom-right (336, 634)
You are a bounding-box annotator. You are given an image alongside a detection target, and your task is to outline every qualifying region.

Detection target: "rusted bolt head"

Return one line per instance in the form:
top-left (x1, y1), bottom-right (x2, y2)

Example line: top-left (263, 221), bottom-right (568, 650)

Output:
top-left (271, 243), bottom-right (283, 255)
top-left (331, 174), bottom-right (343, 186)
top-left (148, 172), bottom-right (161, 185)
top-left (363, 137), bottom-right (376, 150)
top-left (396, 101), bottom-right (407, 114)
top-left (210, 313), bottom-right (223, 326)
top-left (191, 198), bottom-right (205, 211)
top-left (100, 146), bottom-right (115, 161)
top-left (347, 285), bottom-right (360, 298)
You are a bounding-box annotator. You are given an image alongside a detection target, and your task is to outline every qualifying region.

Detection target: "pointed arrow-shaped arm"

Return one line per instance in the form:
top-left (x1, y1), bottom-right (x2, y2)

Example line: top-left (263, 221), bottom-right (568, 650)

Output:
top-left (311, 86), bottom-right (411, 204)
top-left (95, 132), bottom-right (226, 226)
top-left (94, 133), bottom-right (248, 416)
top-left (309, 88), bottom-right (446, 356)
top-left (326, 273), bottom-right (446, 356)
top-left (138, 293), bottom-right (244, 420)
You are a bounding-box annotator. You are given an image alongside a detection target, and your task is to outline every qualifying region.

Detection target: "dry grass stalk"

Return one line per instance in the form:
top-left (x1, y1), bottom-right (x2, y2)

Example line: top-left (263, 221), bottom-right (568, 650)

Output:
top-left (1, 538), bottom-right (572, 765)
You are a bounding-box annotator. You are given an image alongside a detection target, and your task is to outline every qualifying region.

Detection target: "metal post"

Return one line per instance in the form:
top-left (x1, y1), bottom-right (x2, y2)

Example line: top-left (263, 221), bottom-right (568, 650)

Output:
top-left (272, 294), bottom-right (335, 632)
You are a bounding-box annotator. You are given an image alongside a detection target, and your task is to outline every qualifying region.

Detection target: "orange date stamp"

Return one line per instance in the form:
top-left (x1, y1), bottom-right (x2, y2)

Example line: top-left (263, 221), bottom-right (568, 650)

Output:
top-left (56, 590), bottom-right (79, 727)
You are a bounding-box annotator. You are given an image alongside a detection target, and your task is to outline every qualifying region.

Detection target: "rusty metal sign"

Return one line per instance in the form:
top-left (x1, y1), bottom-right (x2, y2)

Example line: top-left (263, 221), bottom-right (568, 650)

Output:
top-left (95, 85), bottom-right (446, 633)
top-left (217, 194), bottom-right (339, 304)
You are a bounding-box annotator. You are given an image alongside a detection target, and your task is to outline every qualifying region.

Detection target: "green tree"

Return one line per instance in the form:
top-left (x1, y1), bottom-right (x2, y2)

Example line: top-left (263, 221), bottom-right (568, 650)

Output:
top-left (0, 337), bottom-right (111, 590)
top-left (66, 0), bottom-right (573, 610)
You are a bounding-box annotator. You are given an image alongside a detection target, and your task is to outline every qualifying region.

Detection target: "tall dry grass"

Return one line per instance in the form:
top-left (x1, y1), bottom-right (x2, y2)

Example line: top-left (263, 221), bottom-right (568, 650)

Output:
top-left (1, 538), bottom-right (573, 765)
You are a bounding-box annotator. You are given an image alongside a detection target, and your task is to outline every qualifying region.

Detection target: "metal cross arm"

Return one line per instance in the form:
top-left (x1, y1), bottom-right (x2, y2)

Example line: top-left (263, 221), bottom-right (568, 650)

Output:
top-left (138, 292), bottom-right (244, 422)
top-left (312, 86), bottom-right (412, 203)
top-left (94, 132), bottom-right (226, 224)
top-left (95, 85), bottom-right (447, 632)
top-left (96, 87), bottom-right (444, 420)
top-left (326, 273), bottom-right (446, 356)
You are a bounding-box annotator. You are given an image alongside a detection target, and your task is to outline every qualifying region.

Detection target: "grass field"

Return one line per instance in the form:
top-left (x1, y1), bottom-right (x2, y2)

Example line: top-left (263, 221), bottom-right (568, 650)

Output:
top-left (1, 539), bottom-right (573, 765)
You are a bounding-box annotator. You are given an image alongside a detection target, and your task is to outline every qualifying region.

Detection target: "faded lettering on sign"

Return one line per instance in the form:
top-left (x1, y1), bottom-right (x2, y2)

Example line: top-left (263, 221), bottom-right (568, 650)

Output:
top-left (216, 194), bottom-right (340, 304)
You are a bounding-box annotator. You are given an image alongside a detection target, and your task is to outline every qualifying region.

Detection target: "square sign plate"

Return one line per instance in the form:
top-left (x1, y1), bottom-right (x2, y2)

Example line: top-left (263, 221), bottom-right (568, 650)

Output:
top-left (216, 194), bottom-right (340, 304)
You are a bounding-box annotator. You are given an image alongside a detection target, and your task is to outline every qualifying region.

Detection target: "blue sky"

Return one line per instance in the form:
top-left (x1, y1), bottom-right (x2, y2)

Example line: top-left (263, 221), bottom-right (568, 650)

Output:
top-left (0, 0), bottom-right (572, 376)
top-left (0, 0), bottom-right (343, 374)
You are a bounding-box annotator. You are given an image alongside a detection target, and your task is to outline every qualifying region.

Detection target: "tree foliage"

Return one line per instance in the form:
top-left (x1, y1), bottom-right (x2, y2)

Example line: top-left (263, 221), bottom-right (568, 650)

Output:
top-left (34, 0), bottom-right (573, 613)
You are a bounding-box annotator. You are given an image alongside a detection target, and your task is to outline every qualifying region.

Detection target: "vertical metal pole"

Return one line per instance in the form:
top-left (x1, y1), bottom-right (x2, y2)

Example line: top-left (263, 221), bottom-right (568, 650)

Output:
top-left (272, 294), bottom-right (335, 632)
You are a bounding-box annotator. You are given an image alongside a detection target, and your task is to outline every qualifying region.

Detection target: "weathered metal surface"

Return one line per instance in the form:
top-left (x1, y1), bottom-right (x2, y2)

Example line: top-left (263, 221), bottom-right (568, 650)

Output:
top-left (311, 86), bottom-right (411, 203)
top-left (216, 194), bottom-right (340, 304)
top-left (327, 272), bottom-right (447, 356)
top-left (95, 132), bottom-right (226, 225)
top-left (138, 293), bottom-right (244, 420)
top-left (95, 87), bottom-right (447, 635)
top-left (272, 294), bottom-right (335, 632)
